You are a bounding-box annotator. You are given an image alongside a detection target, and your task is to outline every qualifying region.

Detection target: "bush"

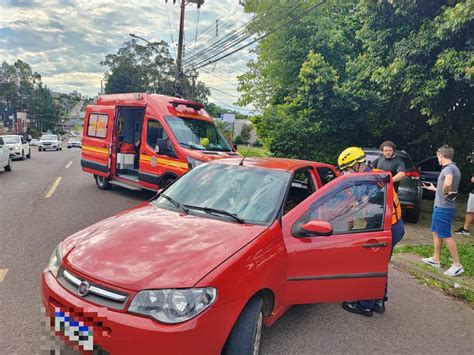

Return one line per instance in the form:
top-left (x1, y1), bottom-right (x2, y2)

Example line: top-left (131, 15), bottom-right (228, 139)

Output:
top-left (234, 135), bottom-right (243, 144)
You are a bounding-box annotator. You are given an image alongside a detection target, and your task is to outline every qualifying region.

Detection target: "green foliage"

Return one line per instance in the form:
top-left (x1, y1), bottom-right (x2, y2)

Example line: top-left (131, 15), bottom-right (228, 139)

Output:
top-left (234, 135), bottom-right (243, 144)
top-left (101, 40), bottom-right (209, 102)
top-left (237, 145), bottom-right (269, 157)
top-left (240, 123), bottom-right (252, 144)
top-left (395, 244), bottom-right (474, 277)
top-left (239, 0), bottom-right (474, 189)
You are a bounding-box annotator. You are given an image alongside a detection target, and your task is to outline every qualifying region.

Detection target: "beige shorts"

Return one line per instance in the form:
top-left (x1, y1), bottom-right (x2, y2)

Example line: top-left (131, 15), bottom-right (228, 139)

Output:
top-left (468, 193), bottom-right (474, 213)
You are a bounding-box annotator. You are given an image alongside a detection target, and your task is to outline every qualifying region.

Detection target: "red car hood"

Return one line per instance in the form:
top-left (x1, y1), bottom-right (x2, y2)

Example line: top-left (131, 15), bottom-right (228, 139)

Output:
top-left (64, 203), bottom-right (267, 291)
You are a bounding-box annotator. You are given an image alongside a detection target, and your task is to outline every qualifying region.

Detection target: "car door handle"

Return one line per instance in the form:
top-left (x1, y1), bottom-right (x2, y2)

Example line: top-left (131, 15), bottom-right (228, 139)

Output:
top-left (362, 242), bottom-right (388, 248)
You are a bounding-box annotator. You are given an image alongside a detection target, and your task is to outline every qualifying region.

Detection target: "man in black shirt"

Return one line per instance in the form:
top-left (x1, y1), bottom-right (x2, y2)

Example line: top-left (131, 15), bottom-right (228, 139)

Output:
top-left (372, 141), bottom-right (406, 192)
top-left (454, 173), bottom-right (474, 236)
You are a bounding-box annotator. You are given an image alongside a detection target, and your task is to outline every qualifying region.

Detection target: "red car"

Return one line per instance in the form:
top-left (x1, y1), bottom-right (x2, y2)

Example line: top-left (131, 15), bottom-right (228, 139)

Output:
top-left (41, 158), bottom-right (394, 354)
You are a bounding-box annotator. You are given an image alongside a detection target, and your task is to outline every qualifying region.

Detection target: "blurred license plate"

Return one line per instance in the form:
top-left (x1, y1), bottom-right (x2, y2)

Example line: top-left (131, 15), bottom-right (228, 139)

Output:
top-left (54, 311), bottom-right (93, 350)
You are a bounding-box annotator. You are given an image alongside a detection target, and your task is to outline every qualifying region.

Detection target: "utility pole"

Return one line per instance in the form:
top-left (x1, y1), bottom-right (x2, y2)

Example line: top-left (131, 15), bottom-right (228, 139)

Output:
top-left (167, 0), bottom-right (205, 98)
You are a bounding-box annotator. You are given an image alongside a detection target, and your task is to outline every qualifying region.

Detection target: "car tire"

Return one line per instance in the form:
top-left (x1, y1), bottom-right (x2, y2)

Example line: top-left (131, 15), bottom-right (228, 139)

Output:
top-left (4, 158), bottom-right (12, 172)
top-left (405, 204), bottom-right (421, 223)
top-left (223, 297), bottom-right (263, 355)
top-left (160, 177), bottom-right (176, 190)
top-left (95, 174), bottom-right (111, 190)
top-left (27, 149), bottom-right (31, 158)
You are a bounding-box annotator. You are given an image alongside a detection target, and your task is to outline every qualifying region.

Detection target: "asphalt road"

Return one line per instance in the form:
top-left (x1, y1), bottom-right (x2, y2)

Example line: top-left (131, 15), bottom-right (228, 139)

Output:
top-left (0, 148), bottom-right (472, 354)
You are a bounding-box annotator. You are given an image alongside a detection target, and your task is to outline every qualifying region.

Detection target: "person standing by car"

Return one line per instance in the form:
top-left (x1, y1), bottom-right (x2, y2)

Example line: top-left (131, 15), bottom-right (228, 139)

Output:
top-left (337, 147), bottom-right (405, 317)
top-left (454, 173), bottom-right (474, 236)
top-left (372, 141), bottom-right (406, 192)
top-left (421, 146), bottom-right (463, 276)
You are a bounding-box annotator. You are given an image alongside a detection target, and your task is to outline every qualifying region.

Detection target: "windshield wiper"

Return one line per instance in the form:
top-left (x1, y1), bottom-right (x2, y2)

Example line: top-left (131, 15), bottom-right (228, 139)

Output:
top-left (159, 192), bottom-right (188, 214)
top-left (179, 142), bottom-right (204, 150)
top-left (184, 205), bottom-right (245, 224)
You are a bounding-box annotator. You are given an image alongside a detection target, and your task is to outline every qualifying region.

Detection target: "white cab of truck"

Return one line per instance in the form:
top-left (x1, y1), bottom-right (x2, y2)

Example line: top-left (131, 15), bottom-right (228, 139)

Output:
top-left (38, 134), bottom-right (62, 151)
top-left (0, 137), bottom-right (13, 172)
top-left (1, 135), bottom-right (31, 160)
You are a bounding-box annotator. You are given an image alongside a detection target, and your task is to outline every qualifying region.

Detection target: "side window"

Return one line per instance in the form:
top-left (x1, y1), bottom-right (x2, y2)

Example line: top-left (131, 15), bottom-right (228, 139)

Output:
top-left (316, 167), bottom-right (337, 186)
top-left (0, 137), bottom-right (3, 145)
top-left (21, 137), bottom-right (26, 144)
top-left (146, 120), bottom-right (167, 148)
top-left (87, 113), bottom-right (108, 138)
top-left (284, 169), bottom-right (315, 214)
top-left (293, 179), bottom-right (386, 236)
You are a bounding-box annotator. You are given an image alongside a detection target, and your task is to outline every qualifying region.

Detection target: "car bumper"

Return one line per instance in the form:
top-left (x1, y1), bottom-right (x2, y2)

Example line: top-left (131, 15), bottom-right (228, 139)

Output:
top-left (9, 150), bottom-right (22, 158)
top-left (39, 145), bottom-right (59, 150)
top-left (41, 271), bottom-right (233, 354)
top-left (397, 181), bottom-right (421, 206)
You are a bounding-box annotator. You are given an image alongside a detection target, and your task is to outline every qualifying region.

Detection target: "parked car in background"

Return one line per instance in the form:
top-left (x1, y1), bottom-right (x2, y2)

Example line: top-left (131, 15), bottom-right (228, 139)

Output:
top-left (364, 148), bottom-right (422, 223)
top-left (29, 139), bottom-right (39, 146)
top-left (415, 156), bottom-right (441, 200)
top-left (38, 134), bottom-right (62, 151)
top-left (67, 138), bottom-right (82, 149)
top-left (0, 135), bottom-right (31, 160)
top-left (0, 137), bottom-right (12, 172)
top-left (42, 158), bottom-right (396, 354)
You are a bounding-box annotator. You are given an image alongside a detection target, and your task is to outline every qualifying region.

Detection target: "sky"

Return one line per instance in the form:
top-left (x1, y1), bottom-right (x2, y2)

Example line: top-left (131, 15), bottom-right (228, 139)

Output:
top-left (0, 0), bottom-right (256, 112)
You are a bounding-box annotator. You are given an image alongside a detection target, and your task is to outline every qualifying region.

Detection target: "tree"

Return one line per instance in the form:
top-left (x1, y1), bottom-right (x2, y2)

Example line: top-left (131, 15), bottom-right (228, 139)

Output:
top-left (214, 119), bottom-right (234, 142)
top-left (240, 123), bottom-right (253, 145)
top-left (239, 0), bottom-right (473, 188)
top-left (101, 40), bottom-right (210, 102)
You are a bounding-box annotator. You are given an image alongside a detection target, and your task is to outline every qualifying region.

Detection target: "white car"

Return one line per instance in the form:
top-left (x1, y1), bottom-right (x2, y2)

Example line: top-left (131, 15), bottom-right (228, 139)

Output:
top-left (0, 137), bottom-right (12, 172)
top-left (67, 138), bottom-right (82, 148)
top-left (1, 135), bottom-right (31, 160)
top-left (38, 134), bottom-right (62, 151)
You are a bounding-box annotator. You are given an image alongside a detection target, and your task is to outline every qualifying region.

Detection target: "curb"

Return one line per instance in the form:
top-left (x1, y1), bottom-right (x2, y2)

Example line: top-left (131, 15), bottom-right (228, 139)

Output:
top-left (391, 253), bottom-right (474, 293)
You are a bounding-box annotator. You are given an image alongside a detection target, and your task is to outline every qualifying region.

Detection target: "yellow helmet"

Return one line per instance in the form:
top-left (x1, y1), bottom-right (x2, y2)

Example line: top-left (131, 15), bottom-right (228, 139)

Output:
top-left (338, 147), bottom-right (366, 170)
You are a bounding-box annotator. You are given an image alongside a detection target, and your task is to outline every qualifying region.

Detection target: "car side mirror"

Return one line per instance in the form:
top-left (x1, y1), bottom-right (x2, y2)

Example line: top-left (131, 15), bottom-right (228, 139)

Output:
top-left (300, 220), bottom-right (333, 237)
top-left (155, 138), bottom-right (168, 155)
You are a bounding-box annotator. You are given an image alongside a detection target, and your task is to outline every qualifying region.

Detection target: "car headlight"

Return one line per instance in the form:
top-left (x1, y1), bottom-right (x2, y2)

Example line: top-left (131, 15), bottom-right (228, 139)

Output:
top-left (129, 288), bottom-right (217, 324)
top-left (186, 156), bottom-right (204, 169)
top-left (48, 244), bottom-right (63, 278)
top-left (14, 146), bottom-right (20, 150)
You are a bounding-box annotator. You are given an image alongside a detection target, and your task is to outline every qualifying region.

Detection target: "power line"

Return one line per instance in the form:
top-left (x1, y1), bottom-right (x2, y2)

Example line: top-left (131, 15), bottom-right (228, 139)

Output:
top-left (193, 7), bottom-right (201, 58)
top-left (192, 0), bottom-right (328, 71)
top-left (165, 1), bottom-right (177, 58)
top-left (208, 86), bottom-right (240, 99)
top-left (209, 94), bottom-right (254, 112)
top-left (184, 0), bottom-right (310, 70)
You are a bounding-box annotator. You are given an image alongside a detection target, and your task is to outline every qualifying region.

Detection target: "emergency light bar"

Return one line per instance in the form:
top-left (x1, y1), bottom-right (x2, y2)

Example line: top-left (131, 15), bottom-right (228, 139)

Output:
top-left (170, 99), bottom-right (204, 111)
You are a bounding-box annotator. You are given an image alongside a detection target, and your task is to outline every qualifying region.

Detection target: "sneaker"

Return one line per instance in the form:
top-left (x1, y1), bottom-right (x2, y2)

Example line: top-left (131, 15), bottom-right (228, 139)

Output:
top-left (421, 257), bottom-right (441, 268)
top-left (443, 265), bottom-right (464, 277)
top-left (454, 227), bottom-right (470, 236)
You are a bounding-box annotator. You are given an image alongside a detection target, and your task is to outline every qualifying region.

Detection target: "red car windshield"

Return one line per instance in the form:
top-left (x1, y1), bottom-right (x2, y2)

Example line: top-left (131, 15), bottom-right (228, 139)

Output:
top-left (153, 164), bottom-right (291, 225)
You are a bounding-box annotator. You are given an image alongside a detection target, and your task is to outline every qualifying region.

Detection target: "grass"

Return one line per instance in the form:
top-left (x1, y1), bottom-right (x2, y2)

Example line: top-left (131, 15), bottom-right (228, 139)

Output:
top-left (395, 243), bottom-right (474, 277)
top-left (237, 145), bottom-right (270, 157)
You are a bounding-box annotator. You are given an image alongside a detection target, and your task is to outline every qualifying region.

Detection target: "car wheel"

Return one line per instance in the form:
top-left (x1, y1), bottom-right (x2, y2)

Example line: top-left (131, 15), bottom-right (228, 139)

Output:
top-left (404, 204), bottom-right (421, 223)
top-left (27, 149), bottom-right (31, 158)
top-left (4, 158), bottom-right (12, 172)
top-left (223, 297), bottom-right (263, 355)
top-left (160, 177), bottom-right (176, 190)
top-left (95, 174), bottom-right (111, 190)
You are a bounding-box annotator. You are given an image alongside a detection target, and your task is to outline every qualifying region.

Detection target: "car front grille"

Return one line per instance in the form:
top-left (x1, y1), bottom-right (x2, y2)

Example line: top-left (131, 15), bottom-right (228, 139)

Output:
top-left (57, 267), bottom-right (129, 310)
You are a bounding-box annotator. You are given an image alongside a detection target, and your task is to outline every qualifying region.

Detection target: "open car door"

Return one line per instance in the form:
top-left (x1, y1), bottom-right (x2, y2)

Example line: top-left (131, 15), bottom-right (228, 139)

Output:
top-left (283, 172), bottom-right (394, 304)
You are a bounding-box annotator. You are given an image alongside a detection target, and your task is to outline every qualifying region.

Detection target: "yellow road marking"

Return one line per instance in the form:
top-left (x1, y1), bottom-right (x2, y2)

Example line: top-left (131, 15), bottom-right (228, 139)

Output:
top-left (0, 269), bottom-right (8, 282)
top-left (45, 177), bottom-right (63, 198)
top-left (65, 161), bottom-right (73, 169)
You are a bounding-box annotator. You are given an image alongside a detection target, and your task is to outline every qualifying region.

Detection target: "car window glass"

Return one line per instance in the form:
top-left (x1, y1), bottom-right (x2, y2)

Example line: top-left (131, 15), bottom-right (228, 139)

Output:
top-left (21, 137), bottom-right (26, 144)
top-left (87, 113), bottom-right (108, 138)
top-left (284, 169), bottom-right (315, 214)
top-left (0, 138), bottom-right (3, 145)
top-left (317, 167), bottom-right (337, 185)
top-left (293, 178), bottom-right (387, 236)
top-left (146, 120), bottom-right (167, 147)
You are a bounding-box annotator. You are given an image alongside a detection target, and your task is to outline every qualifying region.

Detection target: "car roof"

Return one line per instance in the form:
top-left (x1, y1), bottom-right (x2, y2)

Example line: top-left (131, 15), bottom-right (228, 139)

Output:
top-left (363, 148), bottom-right (410, 159)
top-left (1, 135), bottom-right (20, 137)
top-left (212, 157), bottom-right (336, 172)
